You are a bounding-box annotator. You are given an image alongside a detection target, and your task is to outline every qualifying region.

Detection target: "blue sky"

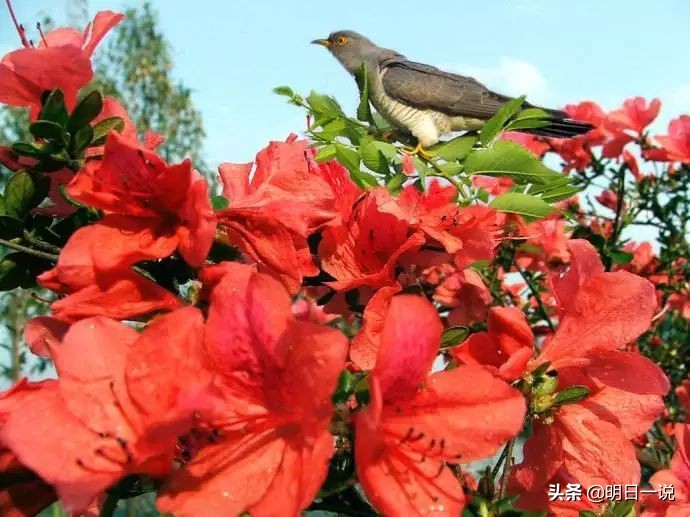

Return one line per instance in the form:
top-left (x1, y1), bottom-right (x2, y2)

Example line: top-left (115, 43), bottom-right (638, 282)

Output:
top-left (2, 0), bottom-right (690, 166)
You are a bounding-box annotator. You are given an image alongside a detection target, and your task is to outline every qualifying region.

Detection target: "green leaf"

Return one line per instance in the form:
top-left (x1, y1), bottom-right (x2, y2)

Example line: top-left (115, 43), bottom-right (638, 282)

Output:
top-left (480, 96), bottom-right (525, 146)
top-left (579, 511), bottom-right (598, 517)
top-left (360, 140), bottom-right (395, 175)
top-left (466, 140), bottom-right (569, 186)
top-left (316, 119), bottom-right (348, 141)
top-left (430, 134), bottom-right (477, 161)
top-left (4, 171), bottom-right (36, 218)
top-left (535, 184), bottom-right (581, 203)
top-left (505, 118), bottom-right (551, 132)
top-left (12, 142), bottom-right (51, 158)
top-left (489, 192), bottom-right (555, 220)
top-left (211, 195), bottom-right (229, 210)
top-left (272, 85), bottom-right (294, 97)
top-left (553, 385), bottom-right (590, 406)
top-left (612, 500), bottom-right (636, 517)
top-left (70, 124), bottom-right (94, 156)
top-left (39, 89), bottom-right (69, 125)
top-left (513, 107), bottom-right (551, 121)
top-left (413, 156), bottom-right (429, 186)
top-left (441, 326), bottom-right (469, 349)
top-left (67, 90), bottom-right (103, 133)
top-left (386, 173), bottom-right (406, 193)
top-left (92, 116), bottom-right (126, 145)
top-left (438, 162), bottom-right (463, 175)
top-left (334, 144), bottom-right (361, 174)
top-left (355, 63), bottom-right (373, 123)
top-left (314, 144), bottom-right (336, 162)
top-left (610, 250), bottom-right (634, 265)
top-left (307, 91), bottom-right (344, 121)
top-left (30, 120), bottom-right (68, 147)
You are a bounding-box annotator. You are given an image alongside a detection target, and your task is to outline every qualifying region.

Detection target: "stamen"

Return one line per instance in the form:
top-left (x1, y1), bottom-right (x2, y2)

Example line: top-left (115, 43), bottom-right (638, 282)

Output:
top-left (434, 462), bottom-right (445, 478)
top-left (36, 22), bottom-right (48, 46)
top-left (409, 431), bottom-right (425, 442)
top-left (400, 427), bottom-right (415, 442)
top-left (4, 1), bottom-right (30, 47)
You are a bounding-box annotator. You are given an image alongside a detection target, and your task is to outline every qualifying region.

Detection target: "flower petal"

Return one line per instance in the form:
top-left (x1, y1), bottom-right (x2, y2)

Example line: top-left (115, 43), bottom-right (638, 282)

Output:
top-left (373, 295), bottom-right (442, 402)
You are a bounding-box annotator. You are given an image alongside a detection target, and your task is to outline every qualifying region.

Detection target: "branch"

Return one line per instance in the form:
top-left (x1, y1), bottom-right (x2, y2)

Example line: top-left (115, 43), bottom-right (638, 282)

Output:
top-left (0, 238), bottom-right (59, 262)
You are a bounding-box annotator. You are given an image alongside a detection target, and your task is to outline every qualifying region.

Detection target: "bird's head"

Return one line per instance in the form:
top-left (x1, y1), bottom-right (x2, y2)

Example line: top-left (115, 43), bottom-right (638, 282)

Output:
top-left (311, 30), bottom-right (380, 75)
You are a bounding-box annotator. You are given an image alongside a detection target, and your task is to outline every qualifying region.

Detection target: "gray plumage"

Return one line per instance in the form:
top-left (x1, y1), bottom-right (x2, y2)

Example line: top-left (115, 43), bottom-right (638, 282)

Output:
top-left (312, 31), bottom-right (592, 147)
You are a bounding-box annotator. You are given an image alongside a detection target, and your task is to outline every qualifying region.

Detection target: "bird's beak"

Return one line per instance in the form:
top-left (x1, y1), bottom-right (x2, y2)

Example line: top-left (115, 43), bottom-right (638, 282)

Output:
top-left (311, 38), bottom-right (331, 48)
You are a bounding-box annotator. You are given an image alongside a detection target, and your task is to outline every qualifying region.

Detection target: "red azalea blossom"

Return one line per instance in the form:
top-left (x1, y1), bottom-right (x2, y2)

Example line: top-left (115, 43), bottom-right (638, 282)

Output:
top-left (0, 308), bottom-right (209, 511)
top-left (320, 182), bottom-right (499, 292)
top-left (452, 306), bottom-right (533, 382)
top-left (157, 263), bottom-right (348, 515)
top-left (510, 240), bottom-right (669, 514)
top-left (647, 115), bottom-right (690, 164)
top-left (67, 131), bottom-right (216, 269)
top-left (355, 295), bottom-right (526, 515)
top-left (608, 97), bottom-right (661, 135)
top-left (642, 424), bottom-right (690, 516)
top-left (37, 223), bottom-right (182, 323)
top-left (0, 11), bottom-right (123, 119)
top-left (433, 267), bottom-right (492, 326)
top-left (216, 137), bottom-right (355, 292)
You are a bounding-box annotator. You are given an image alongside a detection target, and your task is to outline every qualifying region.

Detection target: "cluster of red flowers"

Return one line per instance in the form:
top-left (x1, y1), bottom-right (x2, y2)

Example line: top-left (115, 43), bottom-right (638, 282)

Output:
top-left (0, 7), bottom-right (689, 517)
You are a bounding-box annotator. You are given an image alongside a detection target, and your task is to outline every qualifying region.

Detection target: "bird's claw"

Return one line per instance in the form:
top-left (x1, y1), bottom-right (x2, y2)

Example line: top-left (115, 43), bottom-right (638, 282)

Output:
top-left (401, 142), bottom-right (433, 160)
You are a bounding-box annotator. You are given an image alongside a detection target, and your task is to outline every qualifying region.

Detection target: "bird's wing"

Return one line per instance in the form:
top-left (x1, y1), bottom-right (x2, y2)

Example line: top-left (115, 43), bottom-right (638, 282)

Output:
top-left (380, 58), bottom-right (514, 119)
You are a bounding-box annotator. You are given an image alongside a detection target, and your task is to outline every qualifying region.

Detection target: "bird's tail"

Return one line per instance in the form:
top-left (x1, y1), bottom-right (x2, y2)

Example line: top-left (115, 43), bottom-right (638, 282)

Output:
top-left (518, 106), bottom-right (595, 138)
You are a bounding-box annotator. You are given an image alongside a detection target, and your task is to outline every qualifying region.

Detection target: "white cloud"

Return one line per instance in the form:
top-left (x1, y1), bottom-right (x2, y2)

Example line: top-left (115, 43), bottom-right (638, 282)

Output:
top-left (443, 57), bottom-right (549, 104)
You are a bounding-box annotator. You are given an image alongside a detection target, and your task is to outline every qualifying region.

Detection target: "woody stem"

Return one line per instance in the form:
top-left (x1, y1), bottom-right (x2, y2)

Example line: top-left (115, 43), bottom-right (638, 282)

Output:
top-left (515, 262), bottom-right (556, 333)
top-left (498, 437), bottom-right (516, 499)
top-left (0, 238), bottom-right (59, 262)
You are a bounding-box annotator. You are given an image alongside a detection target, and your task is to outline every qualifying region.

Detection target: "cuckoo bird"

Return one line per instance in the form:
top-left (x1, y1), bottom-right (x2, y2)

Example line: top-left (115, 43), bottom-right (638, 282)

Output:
top-left (312, 31), bottom-right (593, 155)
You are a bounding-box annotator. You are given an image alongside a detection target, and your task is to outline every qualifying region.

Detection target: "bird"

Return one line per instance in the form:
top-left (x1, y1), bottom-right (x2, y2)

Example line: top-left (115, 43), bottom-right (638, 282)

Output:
top-left (311, 31), bottom-right (593, 155)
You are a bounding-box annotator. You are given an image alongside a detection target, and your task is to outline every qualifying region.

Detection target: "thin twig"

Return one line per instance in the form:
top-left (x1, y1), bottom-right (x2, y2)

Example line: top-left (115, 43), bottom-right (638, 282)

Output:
top-left (0, 238), bottom-right (59, 261)
top-left (515, 262), bottom-right (555, 332)
top-left (498, 437), bottom-right (516, 498)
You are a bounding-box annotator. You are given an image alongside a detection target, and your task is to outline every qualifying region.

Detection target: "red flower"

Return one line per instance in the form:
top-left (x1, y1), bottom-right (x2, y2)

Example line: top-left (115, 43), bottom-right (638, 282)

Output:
top-left (216, 137), bottom-right (351, 292)
top-left (608, 97), bottom-right (661, 135)
top-left (319, 188), bottom-right (426, 291)
top-left (354, 295), bottom-right (526, 515)
top-left (452, 306), bottom-right (533, 382)
top-left (320, 183), bottom-right (499, 292)
top-left (433, 267), bottom-right (492, 326)
top-left (37, 223), bottom-right (181, 323)
top-left (0, 11), bottom-right (122, 119)
top-left (642, 424), bottom-right (690, 516)
top-left (0, 308), bottom-right (208, 511)
top-left (67, 132), bottom-right (216, 269)
top-left (647, 115), bottom-right (690, 164)
top-left (401, 154), bottom-right (415, 176)
top-left (218, 137), bottom-right (342, 237)
top-left (471, 174), bottom-right (515, 196)
top-left (595, 189), bottom-right (621, 211)
top-left (511, 240), bottom-right (669, 513)
top-left (157, 263), bottom-right (348, 515)
top-left (349, 284), bottom-right (401, 370)
top-left (518, 218), bottom-right (571, 269)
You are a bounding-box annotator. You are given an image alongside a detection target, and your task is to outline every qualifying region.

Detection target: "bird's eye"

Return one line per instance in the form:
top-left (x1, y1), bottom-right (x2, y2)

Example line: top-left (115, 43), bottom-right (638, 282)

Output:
top-left (336, 36), bottom-right (348, 46)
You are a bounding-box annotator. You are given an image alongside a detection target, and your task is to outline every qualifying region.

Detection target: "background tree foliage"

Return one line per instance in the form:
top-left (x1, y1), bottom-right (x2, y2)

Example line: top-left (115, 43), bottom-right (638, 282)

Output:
top-left (0, 0), bottom-right (206, 387)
